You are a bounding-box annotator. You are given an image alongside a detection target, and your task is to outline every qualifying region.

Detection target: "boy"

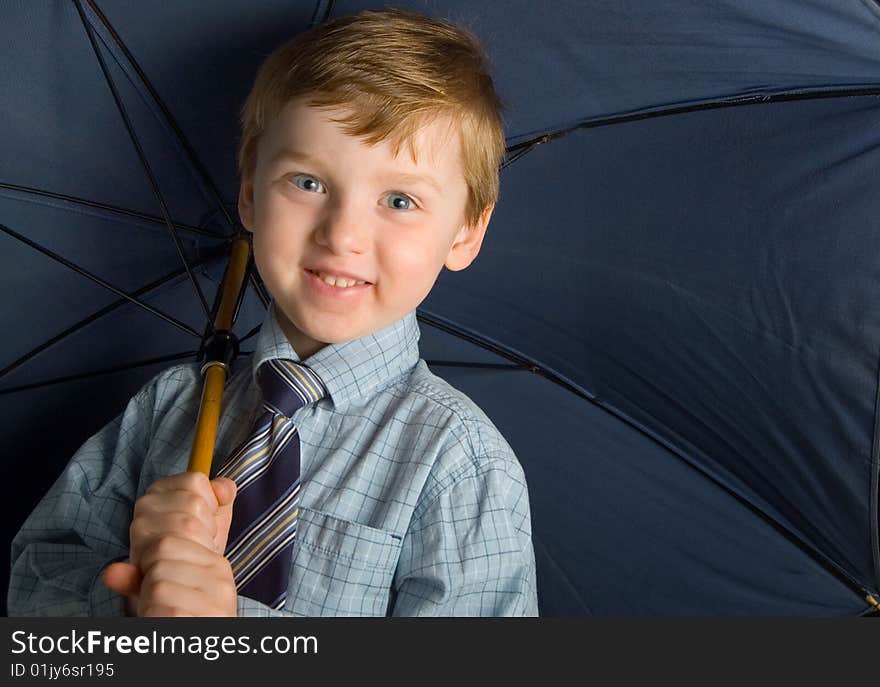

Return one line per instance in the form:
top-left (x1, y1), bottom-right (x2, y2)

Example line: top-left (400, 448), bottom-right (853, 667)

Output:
top-left (8, 8), bottom-right (538, 617)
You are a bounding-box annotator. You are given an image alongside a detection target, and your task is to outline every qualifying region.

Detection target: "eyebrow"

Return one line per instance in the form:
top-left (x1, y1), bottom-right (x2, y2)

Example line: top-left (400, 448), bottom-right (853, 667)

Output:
top-left (271, 148), bottom-right (443, 195)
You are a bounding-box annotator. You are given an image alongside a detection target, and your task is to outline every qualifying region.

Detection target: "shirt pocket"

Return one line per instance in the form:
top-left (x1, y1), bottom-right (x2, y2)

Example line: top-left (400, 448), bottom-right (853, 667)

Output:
top-left (284, 507), bottom-right (403, 617)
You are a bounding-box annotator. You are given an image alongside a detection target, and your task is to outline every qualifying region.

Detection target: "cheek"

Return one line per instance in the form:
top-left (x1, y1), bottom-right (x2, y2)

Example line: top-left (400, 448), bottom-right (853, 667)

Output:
top-left (376, 230), bottom-right (450, 303)
top-left (380, 233), bottom-right (445, 278)
top-left (257, 200), bottom-right (307, 253)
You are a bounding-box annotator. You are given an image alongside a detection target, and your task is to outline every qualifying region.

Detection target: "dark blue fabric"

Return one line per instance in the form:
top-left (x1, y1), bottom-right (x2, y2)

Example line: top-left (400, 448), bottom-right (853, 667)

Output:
top-left (424, 94), bottom-right (880, 600)
top-left (426, 360), bottom-right (867, 615)
top-left (2, 0), bottom-right (880, 615)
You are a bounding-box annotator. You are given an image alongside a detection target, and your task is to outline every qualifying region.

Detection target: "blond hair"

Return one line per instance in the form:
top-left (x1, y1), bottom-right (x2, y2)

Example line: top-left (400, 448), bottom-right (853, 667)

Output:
top-left (238, 8), bottom-right (505, 228)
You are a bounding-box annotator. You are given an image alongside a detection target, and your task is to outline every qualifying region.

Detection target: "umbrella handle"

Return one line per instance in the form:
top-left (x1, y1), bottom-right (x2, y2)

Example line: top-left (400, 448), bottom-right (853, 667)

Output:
top-left (188, 237), bottom-right (251, 475)
top-left (189, 366), bottom-right (227, 475)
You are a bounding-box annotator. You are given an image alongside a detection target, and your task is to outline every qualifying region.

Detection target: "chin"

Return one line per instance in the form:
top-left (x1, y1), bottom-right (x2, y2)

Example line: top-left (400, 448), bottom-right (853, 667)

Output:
top-left (308, 329), bottom-right (355, 345)
top-left (281, 302), bottom-right (397, 347)
top-left (299, 319), bottom-right (368, 345)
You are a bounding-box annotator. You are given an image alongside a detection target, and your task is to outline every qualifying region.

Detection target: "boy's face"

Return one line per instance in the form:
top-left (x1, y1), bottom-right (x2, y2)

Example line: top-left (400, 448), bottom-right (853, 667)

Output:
top-left (239, 98), bottom-right (492, 359)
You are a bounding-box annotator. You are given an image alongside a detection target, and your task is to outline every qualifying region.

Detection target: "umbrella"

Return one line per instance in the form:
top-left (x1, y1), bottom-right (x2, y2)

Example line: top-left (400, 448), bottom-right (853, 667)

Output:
top-left (3, 0), bottom-right (880, 616)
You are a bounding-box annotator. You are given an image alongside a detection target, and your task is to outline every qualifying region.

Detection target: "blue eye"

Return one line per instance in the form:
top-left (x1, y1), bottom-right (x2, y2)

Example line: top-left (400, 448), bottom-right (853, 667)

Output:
top-left (291, 174), bottom-right (325, 193)
top-left (386, 193), bottom-right (415, 210)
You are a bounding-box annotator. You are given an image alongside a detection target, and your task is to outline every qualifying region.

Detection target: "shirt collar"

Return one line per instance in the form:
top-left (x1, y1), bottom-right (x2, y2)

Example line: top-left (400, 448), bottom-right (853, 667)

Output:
top-left (250, 301), bottom-right (421, 411)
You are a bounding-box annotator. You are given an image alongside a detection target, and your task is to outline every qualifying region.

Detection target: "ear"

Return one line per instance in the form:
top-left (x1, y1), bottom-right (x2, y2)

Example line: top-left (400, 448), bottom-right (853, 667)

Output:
top-left (444, 204), bottom-right (494, 272)
top-left (238, 173), bottom-right (255, 233)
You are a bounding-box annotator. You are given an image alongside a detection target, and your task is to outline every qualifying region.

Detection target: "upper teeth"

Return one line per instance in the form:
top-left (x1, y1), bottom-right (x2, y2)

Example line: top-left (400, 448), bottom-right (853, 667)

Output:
top-left (315, 271), bottom-right (366, 288)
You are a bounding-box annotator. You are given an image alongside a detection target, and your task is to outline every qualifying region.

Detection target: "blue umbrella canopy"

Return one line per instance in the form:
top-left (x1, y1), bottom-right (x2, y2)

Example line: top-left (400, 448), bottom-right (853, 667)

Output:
top-left (2, 0), bottom-right (879, 615)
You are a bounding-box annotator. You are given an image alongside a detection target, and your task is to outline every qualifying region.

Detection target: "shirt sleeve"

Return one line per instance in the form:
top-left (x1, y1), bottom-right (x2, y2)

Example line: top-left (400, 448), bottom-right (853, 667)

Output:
top-left (7, 382), bottom-right (156, 617)
top-left (389, 455), bottom-right (540, 617)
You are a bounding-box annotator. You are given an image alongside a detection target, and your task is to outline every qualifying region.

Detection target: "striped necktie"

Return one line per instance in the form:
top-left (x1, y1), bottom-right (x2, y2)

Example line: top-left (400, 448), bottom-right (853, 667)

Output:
top-left (217, 359), bottom-right (326, 610)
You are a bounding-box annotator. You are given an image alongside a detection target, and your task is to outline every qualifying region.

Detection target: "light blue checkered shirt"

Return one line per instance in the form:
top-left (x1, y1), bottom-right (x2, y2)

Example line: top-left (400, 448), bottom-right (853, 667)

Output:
top-left (8, 304), bottom-right (538, 617)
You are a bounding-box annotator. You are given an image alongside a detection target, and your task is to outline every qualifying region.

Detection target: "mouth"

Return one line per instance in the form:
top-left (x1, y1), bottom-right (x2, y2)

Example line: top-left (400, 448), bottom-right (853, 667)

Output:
top-left (305, 268), bottom-right (373, 290)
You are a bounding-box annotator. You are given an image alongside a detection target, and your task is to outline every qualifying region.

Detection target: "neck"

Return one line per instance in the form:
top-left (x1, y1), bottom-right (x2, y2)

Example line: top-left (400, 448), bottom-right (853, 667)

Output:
top-left (272, 302), bottom-right (328, 360)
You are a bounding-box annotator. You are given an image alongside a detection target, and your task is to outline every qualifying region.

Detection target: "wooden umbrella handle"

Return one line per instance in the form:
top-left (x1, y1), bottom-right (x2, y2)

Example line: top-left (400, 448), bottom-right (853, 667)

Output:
top-left (188, 237), bottom-right (251, 475)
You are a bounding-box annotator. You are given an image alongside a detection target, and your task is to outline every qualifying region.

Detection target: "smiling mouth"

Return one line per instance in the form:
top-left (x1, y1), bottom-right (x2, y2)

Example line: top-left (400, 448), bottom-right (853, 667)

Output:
top-left (306, 269), bottom-right (371, 288)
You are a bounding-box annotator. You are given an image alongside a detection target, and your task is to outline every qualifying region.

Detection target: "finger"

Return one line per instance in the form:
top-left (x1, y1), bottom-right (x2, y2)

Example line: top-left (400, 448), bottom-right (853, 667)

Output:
top-left (138, 572), bottom-right (199, 618)
top-left (211, 478), bottom-right (238, 553)
top-left (146, 472), bottom-right (218, 511)
top-left (139, 534), bottom-right (219, 575)
top-left (103, 562), bottom-right (142, 617)
top-left (134, 498), bottom-right (218, 538)
top-left (103, 561), bottom-right (142, 597)
top-left (141, 557), bottom-right (232, 594)
top-left (139, 598), bottom-right (233, 618)
top-left (130, 514), bottom-right (217, 559)
top-left (211, 477), bottom-right (237, 507)
top-left (140, 604), bottom-right (196, 618)
top-left (134, 490), bottom-right (218, 529)
top-left (139, 568), bottom-right (236, 617)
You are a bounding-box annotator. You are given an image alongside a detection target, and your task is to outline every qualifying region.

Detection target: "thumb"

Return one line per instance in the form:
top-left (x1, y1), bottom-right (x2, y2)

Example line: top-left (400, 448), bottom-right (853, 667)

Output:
top-left (211, 476), bottom-right (237, 507)
top-left (103, 561), bottom-right (142, 597)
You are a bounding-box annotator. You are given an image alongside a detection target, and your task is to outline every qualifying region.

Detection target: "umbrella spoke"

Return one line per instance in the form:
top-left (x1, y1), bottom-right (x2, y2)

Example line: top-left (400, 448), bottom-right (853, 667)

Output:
top-left (84, 0), bottom-right (237, 235)
top-left (501, 138), bottom-right (545, 170)
top-left (238, 324), bottom-right (262, 345)
top-left (504, 86), bottom-right (880, 166)
top-left (418, 312), bottom-right (877, 607)
top-left (309, 0), bottom-right (337, 27)
top-left (0, 254), bottom-right (219, 383)
top-left (424, 361), bottom-right (524, 370)
top-left (1, 222), bottom-right (202, 339)
top-left (73, 0), bottom-right (211, 320)
top-left (0, 182), bottom-right (226, 240)
top-left (416, 309), bottom-right (594, 402)
top-left (0, 351), bottom-right (198, 396)
top-left (249, 271), bottom-right (271, 309)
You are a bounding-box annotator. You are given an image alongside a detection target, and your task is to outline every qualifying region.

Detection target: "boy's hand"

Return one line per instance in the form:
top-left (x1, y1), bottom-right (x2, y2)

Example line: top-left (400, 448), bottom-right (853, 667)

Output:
top-left (102, 472), bottom-right (238, 616)
top-left (130, 473), bottom-right (238, 564)
top-left (135, 535), bottom-right (239, 616)
top-left (103, 536), bottom-right (238, 617)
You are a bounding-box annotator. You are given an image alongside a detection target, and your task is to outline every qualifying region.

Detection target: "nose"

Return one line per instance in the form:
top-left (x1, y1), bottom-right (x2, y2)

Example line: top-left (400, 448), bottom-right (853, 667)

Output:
top-left (313, 196), bottom-right (369, 255)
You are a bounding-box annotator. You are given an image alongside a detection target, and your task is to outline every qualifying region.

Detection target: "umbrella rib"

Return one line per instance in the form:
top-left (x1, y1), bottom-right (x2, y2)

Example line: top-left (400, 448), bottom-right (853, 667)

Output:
top-left (249, 272), bottom-right (271, 309)
top-left (0, 182), bottom-right (225, 240)
top-left (238, 324), bottom-right (263, 346)
top-left (0, 253), bottom-right (219, 383)
top-left (531, 533), bottom-right (593, 615)
top-left (425, 361), bottom-right (524, 370)
top-left (503, 86), bottom-right (880, 166)
top-left (416, 310), bottom-right (584, 396)
top-left (72, 0), bottom-right (211, 320)
top-left (415, 308), bottom-right (878, 606)
top-left (0, 351), bottom-right (198, 396)
top-left (871, 361), bottom-right (880, 592)
top-left (84, 0), bottom-right (237, 234)
top-left (309, 0), bottom-right (337, 27)
top-left (1, 222), bottom-right (201, 339)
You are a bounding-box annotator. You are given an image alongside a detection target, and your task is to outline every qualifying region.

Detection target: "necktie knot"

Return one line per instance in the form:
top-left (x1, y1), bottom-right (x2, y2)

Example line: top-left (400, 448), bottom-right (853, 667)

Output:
top-left (257, 359), bottom-right (327, 418)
